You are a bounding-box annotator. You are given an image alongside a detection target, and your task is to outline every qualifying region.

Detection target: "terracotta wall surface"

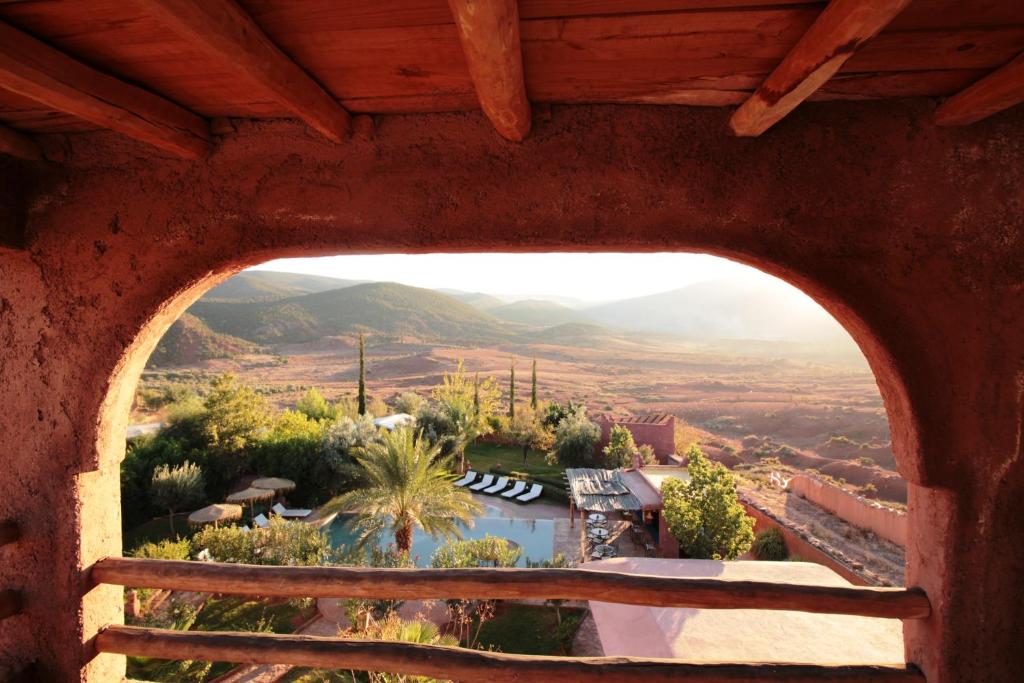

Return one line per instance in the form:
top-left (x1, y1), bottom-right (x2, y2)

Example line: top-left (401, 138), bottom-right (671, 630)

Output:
top-left (788, 474), bottom-right (908, 547)
top-left (0, 102), bottom-right (1021, 681)
top-left (597, 415), bottom-right (676, 461)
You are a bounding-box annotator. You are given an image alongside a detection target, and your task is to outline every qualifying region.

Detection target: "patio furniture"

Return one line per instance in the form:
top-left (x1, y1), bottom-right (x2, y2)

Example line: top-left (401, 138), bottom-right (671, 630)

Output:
top-left (644, 542), bottom-right (656, 556)
top-left (453, 470), bottom-right (478, 487)
top-left (516, 483), bottom-right (543, 503)
top-left (469, 474), bottom-right (495, 491)
top-left (253, 513), bottom-right (270, 529)
top-left (272, 502), bottom-right (312, 519)
top-left (501, 480), bottom-right (527, 498)
top-left (589, 527), bottom-right (609, 539)
top-left (482, 476), bottom-right (510, 494)
top-left (587, 513), bottom-right (606, 523)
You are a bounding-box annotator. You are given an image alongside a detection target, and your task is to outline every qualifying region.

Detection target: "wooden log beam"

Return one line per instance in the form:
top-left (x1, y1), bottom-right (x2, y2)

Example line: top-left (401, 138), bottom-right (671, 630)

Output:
top-left (135, 0), bottom-right (349, 143)
top-left (730, 0), bottom-right (911, 137)
top-left (0, 124), bottom-right (41, 161)
top-left (0, 21), bottom-right (210, 158)
top-left (0, 519), bottom-right (19, 546)
top-left (2, 29), bottom-right (206, 150)
top-left (0, 590), bottom-right (22, 621)
top-left (448, 0), bottom-right (531, 141)
top-left (92, 557), bottom-right (931, 619)
top-left (98, 625), bottom-right (924, 683)
top-left (935, 53), bottom-right (1024, 126)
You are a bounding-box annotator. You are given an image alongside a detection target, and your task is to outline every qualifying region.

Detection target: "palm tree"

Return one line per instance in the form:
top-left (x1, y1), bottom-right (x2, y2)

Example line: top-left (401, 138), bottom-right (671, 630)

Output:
top-left (325, 428), bottom-right (483, 553)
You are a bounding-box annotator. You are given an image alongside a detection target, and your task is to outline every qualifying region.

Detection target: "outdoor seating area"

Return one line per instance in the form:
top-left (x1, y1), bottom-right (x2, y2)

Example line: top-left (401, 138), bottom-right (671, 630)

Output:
top-left (187, 477), bottom-right (312, 532)
top-left (454, 471), bottom-right (545, 503)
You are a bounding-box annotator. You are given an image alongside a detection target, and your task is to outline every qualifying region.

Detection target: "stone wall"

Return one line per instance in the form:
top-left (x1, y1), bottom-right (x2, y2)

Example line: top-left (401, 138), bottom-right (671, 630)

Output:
top-left (787, 474), bottom-right (908, 547)
top-left (597, 415), bottom-right (676, 462)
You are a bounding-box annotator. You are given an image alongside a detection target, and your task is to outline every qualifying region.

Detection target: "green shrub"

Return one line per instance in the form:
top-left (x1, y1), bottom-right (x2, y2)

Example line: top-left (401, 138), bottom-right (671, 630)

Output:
top-left (751, 528), bottom-right (788, 561)
top-left (132, 537), bottom-right (192, 560)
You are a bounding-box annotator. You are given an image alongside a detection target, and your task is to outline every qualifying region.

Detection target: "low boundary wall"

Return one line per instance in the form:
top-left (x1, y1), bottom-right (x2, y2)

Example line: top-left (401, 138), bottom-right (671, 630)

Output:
top-left (786, 475), bottom-right (907, 547)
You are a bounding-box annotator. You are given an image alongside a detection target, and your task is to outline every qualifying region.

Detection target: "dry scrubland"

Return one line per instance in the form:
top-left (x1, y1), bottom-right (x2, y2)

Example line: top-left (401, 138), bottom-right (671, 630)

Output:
top-left (138, 332), bottom-right (904, 503)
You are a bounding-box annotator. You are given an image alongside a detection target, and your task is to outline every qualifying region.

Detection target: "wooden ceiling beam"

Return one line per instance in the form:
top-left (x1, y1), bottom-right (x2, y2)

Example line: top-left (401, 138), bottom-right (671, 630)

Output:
top-left (135, 0), bottom-right (350, 143)
top-left (935, 53), bottom-right (1024, 126)
top-left (0, 122), bottom-right (41, 161)
top-left (0, 21), bottom-right (210, 159)
top-left (730, 0), bottom-right (911, 137)
top-left (448, 0), bottom-right (531, 141)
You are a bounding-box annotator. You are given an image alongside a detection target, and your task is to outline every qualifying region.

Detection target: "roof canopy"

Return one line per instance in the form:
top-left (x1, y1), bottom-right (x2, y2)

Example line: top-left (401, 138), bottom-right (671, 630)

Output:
top-left (566, 468), bottom-right (642, 512)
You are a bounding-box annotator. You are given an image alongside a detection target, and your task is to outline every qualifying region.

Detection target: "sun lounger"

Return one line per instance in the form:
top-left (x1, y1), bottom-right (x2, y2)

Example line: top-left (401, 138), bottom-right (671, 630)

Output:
top-left (453, 470), bottom-right (478, 487)
top-left (516, 483), bottom-right (543, 503)
top-left (240, 525), bottom-right (251, 532)
top-left (253, 513), bottom-right (270, 528)
top-left (272, 502), bottom-right (312, 518)
top-left (469, 474), bottom-right (495, 491)
top-left (482, 476), bottom-right (510, 494)
top-left (501, 480), bottom-right (527, 498)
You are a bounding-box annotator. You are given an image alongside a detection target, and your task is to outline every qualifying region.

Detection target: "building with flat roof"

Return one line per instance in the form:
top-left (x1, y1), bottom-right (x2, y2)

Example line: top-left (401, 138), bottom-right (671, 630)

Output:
top-left (596, 413), bottom-right (676, 463)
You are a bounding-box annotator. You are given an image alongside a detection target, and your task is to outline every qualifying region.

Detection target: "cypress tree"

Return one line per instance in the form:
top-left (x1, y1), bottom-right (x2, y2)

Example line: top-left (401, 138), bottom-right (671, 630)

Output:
top-left (473, 372), bottom-right (480, 416)
top-left (531, 357), bottom-right (538, 410)
top-left (508, 357), bottom-right (516, 419)
top-left (357, 332), bottom-right (366, 416)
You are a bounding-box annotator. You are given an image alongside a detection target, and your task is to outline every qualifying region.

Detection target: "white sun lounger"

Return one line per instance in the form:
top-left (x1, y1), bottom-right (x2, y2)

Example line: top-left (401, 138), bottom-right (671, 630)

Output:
top-left (272, 502), bottom-right (312, 518)
top-left (501, 480), bottom-right (528, 498)
top-left (482, 476), bottom-right (510, 494)
top-left (240, 524), bottom-right (251, 532)
top-left (516, 483), bottom-right (543, 503)
top-left (253, 513), bottom-right (270, 528)
top-left (469, 474), bottom-right (495, 491)
top-left (453, 470), bottom-right (478, 487)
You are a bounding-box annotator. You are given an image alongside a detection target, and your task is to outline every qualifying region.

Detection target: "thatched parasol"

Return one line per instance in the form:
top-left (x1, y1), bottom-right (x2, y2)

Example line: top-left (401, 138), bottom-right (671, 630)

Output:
top-left (188, 503), bottom-right (243, 527)
top-left (251, 477), bottom-right (296, 495)
top-left (226, 487), bottom-right (275, 519)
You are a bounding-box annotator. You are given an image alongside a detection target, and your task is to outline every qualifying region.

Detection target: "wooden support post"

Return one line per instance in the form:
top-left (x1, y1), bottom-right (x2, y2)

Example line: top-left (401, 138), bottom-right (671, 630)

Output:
top-left (93, 557), bottom-right (931, 619)
top-left (447, 0), bottom-right (531, 141)
top-left (135, 0), bottom-right (350, 142)
top-left (0, 21), bottom-right (210, 158)
top-left (935, 53), bottom-right (1024, 126)
top-left (98, 625), bottom-right (925, 682)
top-left (0, 520), bottom-right (19, 546)
top-left (0, 124), bottom-right (41, 161)
top-left (730, 0), bottom-right (911, 137)
top-left (0, 590), bottom-right (22, 621)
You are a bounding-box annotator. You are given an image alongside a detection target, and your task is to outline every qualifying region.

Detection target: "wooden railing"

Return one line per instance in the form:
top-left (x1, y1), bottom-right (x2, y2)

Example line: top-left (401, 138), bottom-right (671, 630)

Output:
top-left (93, 557), bottom-right (929, 682)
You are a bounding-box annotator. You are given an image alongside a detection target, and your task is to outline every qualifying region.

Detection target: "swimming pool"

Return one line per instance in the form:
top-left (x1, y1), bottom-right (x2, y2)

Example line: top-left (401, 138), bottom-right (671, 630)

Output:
top-left (327, 503), bottom-right (555, 567)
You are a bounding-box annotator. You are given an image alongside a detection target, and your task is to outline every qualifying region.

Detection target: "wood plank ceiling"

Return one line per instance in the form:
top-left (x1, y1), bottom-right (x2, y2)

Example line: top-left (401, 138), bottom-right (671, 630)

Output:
top-left (0, 0), bottom-right (1022, 159)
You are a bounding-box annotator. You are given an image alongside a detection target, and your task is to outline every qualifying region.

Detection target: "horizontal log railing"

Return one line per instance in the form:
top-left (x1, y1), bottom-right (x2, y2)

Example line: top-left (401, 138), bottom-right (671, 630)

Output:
top-left (93, 556), bottom-right (930, 619)
top-left (98, 625), bottom-right (925, 683)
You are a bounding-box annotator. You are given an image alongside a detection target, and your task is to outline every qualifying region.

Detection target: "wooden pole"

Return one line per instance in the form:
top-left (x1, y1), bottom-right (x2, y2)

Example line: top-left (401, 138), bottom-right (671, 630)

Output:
top-left (97, 625), bottom-right (924, 683)
top-left (92, 557), bottom-right (930, 619)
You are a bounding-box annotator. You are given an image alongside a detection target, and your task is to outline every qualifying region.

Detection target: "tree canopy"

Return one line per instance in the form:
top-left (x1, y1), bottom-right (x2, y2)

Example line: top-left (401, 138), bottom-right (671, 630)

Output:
top-left (549, 406), bottom-right (600, 467)
top-left (662, 445), bottom-right (754, 560)
top-left (603, 424), bottom-right (639, 469)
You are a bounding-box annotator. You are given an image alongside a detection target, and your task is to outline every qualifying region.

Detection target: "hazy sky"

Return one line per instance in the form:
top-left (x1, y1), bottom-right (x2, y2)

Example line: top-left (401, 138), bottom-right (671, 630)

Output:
top-left (251, 253), bottom-right (772, 303)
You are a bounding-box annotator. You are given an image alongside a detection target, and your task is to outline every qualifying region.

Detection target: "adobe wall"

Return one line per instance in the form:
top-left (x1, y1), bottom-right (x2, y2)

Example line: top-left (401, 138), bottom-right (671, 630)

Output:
top-left (597, 415), bottom-right (676, 462)
top-left (788, 474), bottom-right (908, 547)
top-left (0, 102), bottom-right (1021, 681)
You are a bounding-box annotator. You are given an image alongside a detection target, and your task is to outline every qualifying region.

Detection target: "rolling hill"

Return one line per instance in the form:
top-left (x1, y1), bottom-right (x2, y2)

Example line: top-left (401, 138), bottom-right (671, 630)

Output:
top-left (203, 271), bottom-right (361, 302)
top-left (148, 313), bottom-right (259, 367)
top-left (189, 282), bottom-right (510, 345)
top-left (489, 299), bottom-right (594, 327)
top-left (584, 278), bottom-right (852, 344)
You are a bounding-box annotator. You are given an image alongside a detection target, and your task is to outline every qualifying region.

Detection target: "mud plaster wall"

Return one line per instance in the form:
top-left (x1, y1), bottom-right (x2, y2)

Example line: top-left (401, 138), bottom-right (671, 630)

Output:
top-left (788, 474), bottom-right (908, 547)
top-left (0, 102), bottom-right (1021, 681)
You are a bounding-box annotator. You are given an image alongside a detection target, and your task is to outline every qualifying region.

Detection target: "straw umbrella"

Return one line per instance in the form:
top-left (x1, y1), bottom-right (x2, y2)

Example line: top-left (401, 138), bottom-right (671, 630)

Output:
top-left (187, 503), bottom-right (243, 528)
top-left (251, 477), bottom-right (296, 504)
top-left (226, 487), bottom-right (275, 520)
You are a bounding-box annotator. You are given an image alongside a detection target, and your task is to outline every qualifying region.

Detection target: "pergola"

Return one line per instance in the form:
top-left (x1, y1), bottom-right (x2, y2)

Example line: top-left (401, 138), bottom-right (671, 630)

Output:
top-left (0, 2), bottom-right (1022, 682)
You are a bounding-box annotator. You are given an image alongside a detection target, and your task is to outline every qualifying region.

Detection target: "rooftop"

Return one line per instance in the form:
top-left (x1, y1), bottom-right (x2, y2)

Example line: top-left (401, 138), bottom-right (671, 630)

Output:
top-left (587, 557), bottom-right (904, 665)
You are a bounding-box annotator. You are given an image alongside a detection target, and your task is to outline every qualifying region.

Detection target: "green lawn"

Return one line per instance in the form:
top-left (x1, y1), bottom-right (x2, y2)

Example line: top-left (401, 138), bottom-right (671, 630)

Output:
top-left (476, 605), bottom-right (585, 655)
top-left (464, 442), bottom-right (563, 478)
top-left (127, 597), bottom-right (315, 681)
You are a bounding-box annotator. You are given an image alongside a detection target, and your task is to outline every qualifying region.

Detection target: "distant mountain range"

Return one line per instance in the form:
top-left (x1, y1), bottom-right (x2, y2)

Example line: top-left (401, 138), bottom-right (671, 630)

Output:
top-left (150, 270), bottom-right (859, 367)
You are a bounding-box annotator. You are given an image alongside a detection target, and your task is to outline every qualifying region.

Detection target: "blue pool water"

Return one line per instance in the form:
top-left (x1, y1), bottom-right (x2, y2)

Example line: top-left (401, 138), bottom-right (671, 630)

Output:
top-left (327, 503), bottom-right (555, 567)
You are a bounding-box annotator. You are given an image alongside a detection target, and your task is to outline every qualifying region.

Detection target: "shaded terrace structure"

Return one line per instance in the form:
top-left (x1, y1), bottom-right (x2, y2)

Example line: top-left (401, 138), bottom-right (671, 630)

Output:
top-left (0, 1), bottom-right (1023, 682)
